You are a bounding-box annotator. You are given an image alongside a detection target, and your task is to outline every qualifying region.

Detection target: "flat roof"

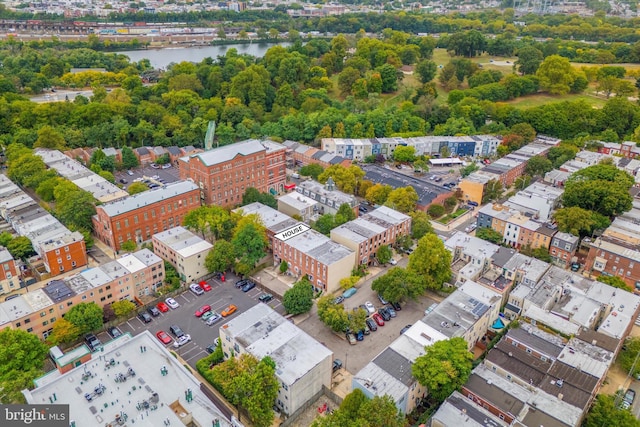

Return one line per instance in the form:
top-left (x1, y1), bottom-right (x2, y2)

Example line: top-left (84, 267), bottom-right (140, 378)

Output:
top-left (331, 217), bottom-right (386, 243)
top-left (279, 227), bottom-right (354, 266)
top-left (297, 180), bottom-right (356, 207)
top-left (25, 331), bottom-right (231, 426)
top-left (98, 181), bottom-right (198, 217)
top-left (278, 192), bottom-right (318, 211)
top-left (235, 202), bottom-right (299, 235)
top-left (433, 391), bottom-right (507, 427)
top-left (445, 231), bottom-right (501, 260)
top-left (465, 372), bottom-right (526, 417)
top-left (506, 326), bottom-right (564, 359)
top-left (182, 139), bottom-right (284, 167)
top-left (153, 226), bottom-right (213, 258)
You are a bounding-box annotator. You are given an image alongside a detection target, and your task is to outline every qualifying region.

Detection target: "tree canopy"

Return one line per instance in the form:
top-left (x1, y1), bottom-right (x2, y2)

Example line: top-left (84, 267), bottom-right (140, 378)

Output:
top-left (283, 277), bottom-right (314, 315)
top-left (563, 164), bottom-right (634, 217)
top-left (311, 388), bottom-right (403, 427)
top-left (407, 234), bottom-right (452, 290)
top-left (0, 329), bottom-right (48, 403)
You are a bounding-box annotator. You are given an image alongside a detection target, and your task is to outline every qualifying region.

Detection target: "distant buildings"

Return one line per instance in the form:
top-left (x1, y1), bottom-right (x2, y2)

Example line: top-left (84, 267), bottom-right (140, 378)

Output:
top-left (24, 331), bottom-right (232, 426)
top-left (178, 139), bottom-right (287, 206)
top-left (92, 181), bottom-right (200, 252)
top-left (218, 304), bottom-right (333, 416)
top-left (152, 226), bottom-right (212, 282)
top-left (283, 140), bottom-right (351, 169)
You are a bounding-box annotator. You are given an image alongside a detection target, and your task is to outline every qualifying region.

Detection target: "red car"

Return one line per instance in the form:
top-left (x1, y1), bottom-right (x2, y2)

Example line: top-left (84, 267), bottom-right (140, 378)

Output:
top-left (156, 302), bottom-right (169, 313)
top-left (156, 330), bottom-right (172, 345)
top-left (195, 305), bottom-right (211, 317)
top-left (199, 281), bottom-right (212, 292)
top-left (372, 313), bottom-right (385, 326)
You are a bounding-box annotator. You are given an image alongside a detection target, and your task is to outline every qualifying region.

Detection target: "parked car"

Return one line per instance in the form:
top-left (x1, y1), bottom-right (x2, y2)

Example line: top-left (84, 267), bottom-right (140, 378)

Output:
top-left (624, 389), bottom-right (636, 405)
top-left (404, 248), bottom-right (414, 255)
top-left (343, 288), bottom-right (357, 298)
top-left (199, 281), bottom-right (212, 292)
top-left (206, 311), bottom-right (222, 326)
top-left (173, 334), bottom-right (191, 348)
top-left (467, 201), bottom-right (479, 207)
top-left (465, 224), bottom-right (477, 233)
top-left (390, 301), bottom-right (402, 311)
top-left (165, 297), bottom-right (179, 309)
top-left (201, 311), bottom-right (214, 321)
top-left (364, 301), bottom-right (376, 315)
top-left (151, 163), bottom-right (159, 169)
top-left (258, 293), bottom-right (274, 303)
top-left (147, 306), bottom-right (161, 317)
top-left (170, 325), bottom-right (185, 338)
top-left (235, 279), bottom-right (248, 289)
top-left (378, 307), bottom-right (391, 321)
top-left (366, 318), bottom-right (378, 332)
top-left (386, 306), bottom-right (397, 318)
top-left (108, 326), bottom-right (122, 339)
top-left (127, 170), bottom-right (134, 176)
top-left (372, 313), bottom-right (385, 326)
top-left (138, 312), bottom-right (152, 323)
top-left (378, 294), bottom-right (388, 305)
top-left (389, 258), bottom-right (397, 265)
top-left (156, 302), bottom-right (169, 313)
top-left (189, 283), bottom-right (204, 295)
top-left (400, 324), bottom-right (412, 334)
top-left (359, 206), bottom-right (368, 213)
top-left (332, 359), bottom-right (343, 372)
top-left (84, 333), bottom-right (102, 351)
top-left (355, 330), bottom-right (364, 341)
top-left (156, 331), bottom-right (172, 345)
top-left (221, 304), bottom-right (237, 317)
top-left (195, 305), bottom-right (211, 317)
top-left (162, 164), bottom-right (172, 169)
top-left (119, 178), bottom-right (127, 184)
top-left (346, 332), bottom-right (357, 345)
top-left (333, 295), bottom-right (345, 305)
top-left (424, 303), bottom-right (438, 316)
top-left (241, 281), bottom-right (256, 292)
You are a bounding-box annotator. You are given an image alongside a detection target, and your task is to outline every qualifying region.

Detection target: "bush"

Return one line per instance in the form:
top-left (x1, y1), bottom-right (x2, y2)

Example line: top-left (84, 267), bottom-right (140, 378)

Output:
top-left (427, 204), bottom-right (445, 218)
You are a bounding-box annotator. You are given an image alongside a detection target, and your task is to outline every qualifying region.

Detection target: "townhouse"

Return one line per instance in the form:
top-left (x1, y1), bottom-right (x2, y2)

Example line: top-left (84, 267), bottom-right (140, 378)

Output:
top-left (0, 247), bottom-right (19, 295)
top-left (295, 178), bottom-right (358, 216)
top-left (234, 202), bottom-right (299, 248)
top-left (549, 232), bottom-right (579, 268)
top-left (283, 140), bottom-right (351, 169)
top-left (92, 180), bottom-right (200, 252)
top-left (178, 139), bottom-right (287, 206)
top-left (152, 226), bottom-right (213, 282)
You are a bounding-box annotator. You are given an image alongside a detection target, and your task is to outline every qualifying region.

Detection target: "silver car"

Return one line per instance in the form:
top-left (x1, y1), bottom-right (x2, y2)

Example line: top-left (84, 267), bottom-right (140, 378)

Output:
top-left (173, 334), bottom-right (191, 348)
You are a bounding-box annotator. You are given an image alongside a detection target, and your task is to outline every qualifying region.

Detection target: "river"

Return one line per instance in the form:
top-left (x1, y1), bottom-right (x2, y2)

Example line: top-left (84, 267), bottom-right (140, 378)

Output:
top-left (118, 42), bottom-right (292, 69)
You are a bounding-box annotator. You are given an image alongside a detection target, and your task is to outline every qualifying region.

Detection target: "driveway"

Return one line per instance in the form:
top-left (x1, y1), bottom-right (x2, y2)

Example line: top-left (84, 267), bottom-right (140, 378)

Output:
top-left (98, 272), bottom-right (285, 369)
top-left (115, 164), bottom-right (181, 191)
top-left (295, 255), bottom-right (440, 375)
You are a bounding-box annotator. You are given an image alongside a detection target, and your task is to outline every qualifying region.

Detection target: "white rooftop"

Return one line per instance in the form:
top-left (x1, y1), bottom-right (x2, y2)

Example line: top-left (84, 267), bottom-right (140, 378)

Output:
top-left (279, 226), bottom-right (354, 266)
top-left (445, 231), bottom-right (501, 260)
top-left (235, 202), bottom-right (299, 234)
top-left (153, 226), bottom-right (213, 258)
top-left (24, 331), bottom-right (231, 427)
top-left (181, 139), bottom-right (284, 167)
top-left (277, 192), bottom-right (317, 211)
top-left (99, 181), bottom-right (198, 217)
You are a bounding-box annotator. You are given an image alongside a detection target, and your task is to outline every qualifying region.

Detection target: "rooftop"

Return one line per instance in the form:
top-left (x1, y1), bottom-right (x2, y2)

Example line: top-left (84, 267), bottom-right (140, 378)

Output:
top-left (297, 180), bottom-right (357, 208)
top-left (152, 226), bottom-right (213, 258)
top-left (445, 231), bottom-right (501, 261)
top-left (183, 139), bottom-right (285, 167)
top-left (24, 331), bottom-right (231, 426)
top-left (235, 202), bottom-right (299, 235)
top-left (279, 227), bottom-right (354, 266)
top-left (486, 340), bottom-right (551, 387)
top-left (277, 192), bottom-right (318, 212)
top-left (506, 326), bottom-right (564, 359)
top-left (98, 181), bottom-right (198, 217)
top-left (432, 391), bottom-right (507, 427)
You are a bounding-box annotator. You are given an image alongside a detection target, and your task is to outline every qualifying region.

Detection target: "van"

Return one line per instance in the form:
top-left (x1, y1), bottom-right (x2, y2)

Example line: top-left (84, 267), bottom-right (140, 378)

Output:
top-left (291, 173), bottom-right (300, 179)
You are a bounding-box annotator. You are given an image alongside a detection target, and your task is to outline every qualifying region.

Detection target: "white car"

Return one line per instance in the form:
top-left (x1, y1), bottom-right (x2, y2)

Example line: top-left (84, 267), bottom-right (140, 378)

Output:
top-left (465, 224), bottom-right (477, 233)
top-left (127, 170), bottom-right (134, 176)
top-left (165, 297), bottom-right (180, 309)
top-left (389, 258), bottom-right (397, 265)
top-left (364, 301), bottom-right (376, 315)
top-left (173, 334), bottom-right (191, 348)
top-left (206, 311), bottom-right (222, 326)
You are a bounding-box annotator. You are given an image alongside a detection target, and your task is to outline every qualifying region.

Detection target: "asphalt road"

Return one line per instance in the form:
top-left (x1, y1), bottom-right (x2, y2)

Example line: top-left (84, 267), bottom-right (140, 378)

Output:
top-left (98, 272), bottom-right (285, 369)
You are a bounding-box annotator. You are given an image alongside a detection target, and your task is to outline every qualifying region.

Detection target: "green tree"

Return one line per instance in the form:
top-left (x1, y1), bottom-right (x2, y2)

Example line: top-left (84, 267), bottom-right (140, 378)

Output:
top-left (553, 207), bottom-right (610, 237)
top-left (410, 211), bottom-right (434, 239)
top-left (366, 183), bottom-right (392, 205)
top-left (242, 187), bottom-right (277, 209)
top-left (461, 162), bottom-right (480, 177)
top-left (447, 30), bottom-right (487, 57)
top-left (279, 261), bottom-right (288, 274)
top-left (55, 188), bottom-right (96, 231)
top-left (64, 302), bottom-right (103, 335)
top-left (393, 146), bottom-right (416, 163)
top-left (48, 318), bottom-right (81, 346)
top-left (313, 214), bottom-right (336, 235)
top-left (476, 227), bottom-right (503, 244)
top-left (232, 221), bottom-right (267, 269)
top-left (372, 267), bottom-right (426, 303)
top-left (111, 300), bottom-right (136, 317)
top-left (98, 170), bottom-right (115, 183)
top-left (376, 63), bottom-right (399, 93)
top-left (0, 232), bottom-right (12, 247)
top-left (127, 182), bottom-right (148, 195)
top-left (427, 204), bottom-right (445, 218)
top-left (482, 179), bottom-right (503, 203)
top-left (584, 395), bottom-right (640, 427)
top-left (536, 55), bottom-right (581, 95)
top-left (412, 337), bottom-right (474, 403)
top-left (311, 388), bottom-right (403, 427)
top-left (206, 241), bottom-right (236, 273)
top-left (317, 295), bottom-right (349, 333)
top-left (299, 164), bottom-right (324, 180)
top-left (283, 277), bottom-right (314, 315)
top-left (525, 155), bottom-right (553, 177)
top-left (335, 203), bottom-right (356, 226)
top-left (120, 240), bottom-right (137, 252)
top-left (6, 236), bottom-right (35, 260)
top-left (407, 234), bottom-right (452, 290)
top-left (121, 146), bottom-right (139, 169)
top-left (563, 164), bottom-right (634, 217)
top-left (598, 275), bottom-right (630, 291)
top-left (7, 153), bottom-right (47, 187)
top-left (385, 186), bottom-right (419, 213)
top-left (34, 125), bottom-right (66, 150)
top-left (318, 164), bottom-right (365, 194)
top-left (415, 59), bottom-right (438, 84)
top-left (376, 245), bottom-right (392, 264)
top-left (515, 45), bottom-right (543, 75)
top-left (0, 329), bottom-right (47, 403)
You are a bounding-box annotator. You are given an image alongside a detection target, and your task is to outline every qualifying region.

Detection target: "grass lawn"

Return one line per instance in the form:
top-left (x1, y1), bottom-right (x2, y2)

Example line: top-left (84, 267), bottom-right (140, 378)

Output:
top-left (503, 92), bottom-right (608, 108)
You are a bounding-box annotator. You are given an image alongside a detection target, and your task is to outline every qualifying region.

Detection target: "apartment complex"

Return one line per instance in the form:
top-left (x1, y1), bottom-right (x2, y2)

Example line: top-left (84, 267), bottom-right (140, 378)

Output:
top-left (321, 135), bottom-right (501, 161)
top-left (178, 139), bottom-right (287, 206)
top-left (0, 174), bottom-right (87, 276)
top-left (219, 304), bottom-right (332, 416)
top-left (152, 226), bottom-right (212, 282)
top-left (277, 191), bottom-right (318, 222)
top-left (0, 249), bottom-right (163, 339)
top-left (331, 206), bottom-right (411, 265)
top-left (92, 180), bottom-right (200, 252)
top-left (35, 148), bottom-right (129, 203)
top-left (25, 331), bottom-right (232, 426)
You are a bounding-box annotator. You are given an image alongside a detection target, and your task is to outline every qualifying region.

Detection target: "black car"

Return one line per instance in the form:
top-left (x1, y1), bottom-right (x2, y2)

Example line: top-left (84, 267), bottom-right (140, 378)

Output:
top-left (138, 312), bottom-right (152, 323)
top-left (378, 307), bottom-right (391, 321)
top-left (390, 301), bottom-right (402, 311)
top-left (235, 279), bottom-right (248, 288)
top-left (400, 324), bottom-right (412, 334)
top-left (332, 359), bottom-right (343, 372)
top-left (84, 333), bottom-right (102, 351)
top-left (366, 318), bottom-right (378, 332)
top-left (147, 306), bottom-right (161, 317)
top-left (170, 325), bottom-right (185, 338)
top-left (241, 281), bottom-right (256, 292)
top-left (119, 178), bottom-right (127, 184)
top-left (333, 296), bottom-right (345, 305)
top-left (258, 293), bottom-right (274, 303)
top-left (107, 326), bottom-right (122, 339)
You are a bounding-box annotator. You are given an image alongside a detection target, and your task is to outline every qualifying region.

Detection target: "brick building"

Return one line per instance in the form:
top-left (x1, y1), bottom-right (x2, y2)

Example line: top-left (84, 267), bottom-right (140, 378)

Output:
top-left (178, 139), bottom-right (287, 206)
top-left (0, 248), bottom-right (18, 295)
top-left (550, 232), bottom-right (579, 268)
top-left (92, 181), bottom-right (200, 252)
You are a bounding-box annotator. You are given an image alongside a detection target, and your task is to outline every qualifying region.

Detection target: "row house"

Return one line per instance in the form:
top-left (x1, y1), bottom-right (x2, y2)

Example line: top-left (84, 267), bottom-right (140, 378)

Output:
top-left (179, 139), bottom-right (287, 206)
top-left (152, 226), bottom-right (213, 283)
top-left (283, 140), bottom-right (351, 169)
top-left (330, 206), bottom-right (411, 265)
top-left (295, 178), bottom-right (358, 217)
top-left (92, 180), bottom-right (200, 252)
top-left (233, 202), bottom-right (299, 249)
top-left (598, 140), bottom-right (640, 158)
top-left (550, 232), bottom-right (579, 268)
top-left (0, 248), bottom-right (19, 296)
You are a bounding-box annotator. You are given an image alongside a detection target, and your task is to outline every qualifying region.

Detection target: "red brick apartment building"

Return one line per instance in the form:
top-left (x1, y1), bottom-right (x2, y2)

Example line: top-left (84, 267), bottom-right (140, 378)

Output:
top-left (92, 181), bottom-right (200, 252)
top-left (178, 139), bottom-right (287, 206)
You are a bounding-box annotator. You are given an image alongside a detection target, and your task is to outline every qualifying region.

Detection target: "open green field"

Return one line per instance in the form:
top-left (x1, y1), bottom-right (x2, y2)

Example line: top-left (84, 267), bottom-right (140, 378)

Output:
top-left (503, 92), bottom-right (608, 108)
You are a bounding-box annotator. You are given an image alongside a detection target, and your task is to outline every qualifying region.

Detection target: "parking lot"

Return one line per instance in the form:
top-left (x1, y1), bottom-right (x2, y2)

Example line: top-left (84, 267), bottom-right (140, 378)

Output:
top-left (114, 163), bottom-right (181, 192)
top-left (97, 271), bottom-right (285, 369)
top-left (296, 255), bottom-right (440, 375)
